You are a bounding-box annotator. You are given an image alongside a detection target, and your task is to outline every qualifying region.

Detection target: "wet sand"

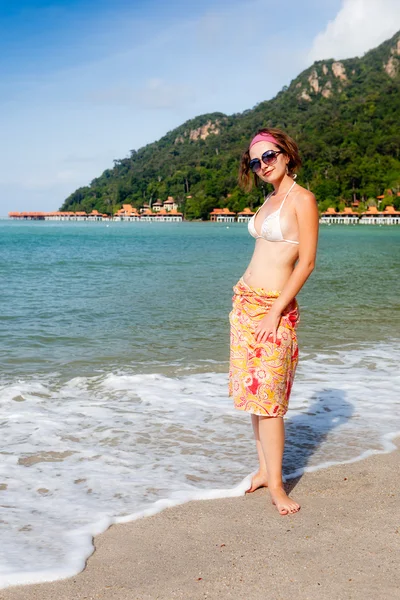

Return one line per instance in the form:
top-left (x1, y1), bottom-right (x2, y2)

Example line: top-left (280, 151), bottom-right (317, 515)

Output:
top-left (1, 439), bottom-right (399, 600)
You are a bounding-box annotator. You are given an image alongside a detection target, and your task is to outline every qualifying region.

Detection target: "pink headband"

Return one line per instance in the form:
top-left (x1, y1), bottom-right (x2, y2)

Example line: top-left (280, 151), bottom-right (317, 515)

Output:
top-left (249, 133), bottom-right (279, 149)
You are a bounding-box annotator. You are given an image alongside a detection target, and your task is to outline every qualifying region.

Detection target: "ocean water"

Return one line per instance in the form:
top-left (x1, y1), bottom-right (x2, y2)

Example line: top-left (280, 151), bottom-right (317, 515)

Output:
top-left (0, 220), bottom-right (399, 588)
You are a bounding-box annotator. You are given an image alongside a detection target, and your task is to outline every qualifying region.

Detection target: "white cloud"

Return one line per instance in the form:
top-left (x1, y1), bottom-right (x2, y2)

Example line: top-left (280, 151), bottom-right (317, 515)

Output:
top-left (308, 0), bottom-right (400, 62)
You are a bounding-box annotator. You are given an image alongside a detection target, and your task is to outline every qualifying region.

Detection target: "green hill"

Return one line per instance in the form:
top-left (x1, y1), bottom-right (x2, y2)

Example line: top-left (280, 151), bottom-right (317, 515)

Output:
top-left (60, 30), bottom-right (400, 218)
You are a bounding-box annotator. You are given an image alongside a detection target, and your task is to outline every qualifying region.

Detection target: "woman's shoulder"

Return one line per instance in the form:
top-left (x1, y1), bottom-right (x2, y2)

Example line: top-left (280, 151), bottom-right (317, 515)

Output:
top-left (293, 184), bottom-right (317, 208)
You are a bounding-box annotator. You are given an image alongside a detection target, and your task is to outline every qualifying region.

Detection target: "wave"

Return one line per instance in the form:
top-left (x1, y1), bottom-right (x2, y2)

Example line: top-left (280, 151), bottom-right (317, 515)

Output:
top-left (0, 339), bottom-right (399, 588)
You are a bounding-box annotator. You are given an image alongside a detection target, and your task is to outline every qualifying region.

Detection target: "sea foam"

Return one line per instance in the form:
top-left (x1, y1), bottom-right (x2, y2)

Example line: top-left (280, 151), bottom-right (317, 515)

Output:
top-left (0, 339), bottom-right (399, 588)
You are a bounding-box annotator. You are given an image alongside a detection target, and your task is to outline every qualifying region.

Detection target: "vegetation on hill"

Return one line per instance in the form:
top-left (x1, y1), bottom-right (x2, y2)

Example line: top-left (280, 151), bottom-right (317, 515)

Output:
top-left (60, 31), bottom-right (400, 219)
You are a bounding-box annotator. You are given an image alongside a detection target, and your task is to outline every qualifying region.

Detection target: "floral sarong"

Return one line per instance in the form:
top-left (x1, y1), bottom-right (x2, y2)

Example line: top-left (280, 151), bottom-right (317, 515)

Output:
top-left (228, 277), bottom-right (300, 417)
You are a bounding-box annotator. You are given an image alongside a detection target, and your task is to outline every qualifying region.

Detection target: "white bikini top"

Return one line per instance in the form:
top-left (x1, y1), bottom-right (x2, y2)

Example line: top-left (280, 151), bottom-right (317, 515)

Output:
top-left (248, 180), bottom-right (299, 245)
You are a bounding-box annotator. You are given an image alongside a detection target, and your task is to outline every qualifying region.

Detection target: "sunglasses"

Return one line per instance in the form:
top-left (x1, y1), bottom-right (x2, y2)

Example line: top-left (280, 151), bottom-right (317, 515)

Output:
top-left (249, 150), bottom-right (282, 173)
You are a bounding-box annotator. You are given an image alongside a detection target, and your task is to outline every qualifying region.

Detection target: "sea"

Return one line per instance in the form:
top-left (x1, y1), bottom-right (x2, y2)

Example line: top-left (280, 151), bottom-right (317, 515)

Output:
top-left (0, 220), bottom-right (399, 588)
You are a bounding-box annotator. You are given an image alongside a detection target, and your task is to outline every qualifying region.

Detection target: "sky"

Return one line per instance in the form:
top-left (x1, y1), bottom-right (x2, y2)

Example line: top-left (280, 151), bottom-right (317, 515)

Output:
top-left (1, 0), bottom-right (400, 214)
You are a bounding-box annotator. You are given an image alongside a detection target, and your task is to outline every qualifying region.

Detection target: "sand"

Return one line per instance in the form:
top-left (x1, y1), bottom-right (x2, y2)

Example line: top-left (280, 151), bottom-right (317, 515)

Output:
top-left (1, 440), bottom-right (399, 600)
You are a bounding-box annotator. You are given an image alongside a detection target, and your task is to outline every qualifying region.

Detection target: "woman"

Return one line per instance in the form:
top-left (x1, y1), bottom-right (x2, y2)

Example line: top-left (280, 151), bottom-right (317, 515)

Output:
top-left (229, 128), bottom-right (319, 515)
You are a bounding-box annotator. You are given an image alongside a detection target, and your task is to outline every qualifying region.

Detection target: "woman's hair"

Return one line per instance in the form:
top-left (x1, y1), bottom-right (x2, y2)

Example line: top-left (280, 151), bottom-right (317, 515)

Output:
top-left (238, 127), bottom-right (302, 191)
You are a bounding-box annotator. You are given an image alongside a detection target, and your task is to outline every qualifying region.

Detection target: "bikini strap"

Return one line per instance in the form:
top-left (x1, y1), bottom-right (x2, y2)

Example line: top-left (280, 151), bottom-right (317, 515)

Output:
top-left (253, 191), bottom-right (274, 219)
top-left (278, 180), bottom-right (297, 212)
top-left (264, 191), bottom-right (274, 204)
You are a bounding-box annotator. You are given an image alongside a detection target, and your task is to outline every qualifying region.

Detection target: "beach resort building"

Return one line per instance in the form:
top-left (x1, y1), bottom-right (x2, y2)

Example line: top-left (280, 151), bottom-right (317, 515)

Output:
top-left (359, 205), bottom-right (400, 224)
top-left (152, 200), bottom-right (163, 213)
top-left (9, 208), bottom-right (183, 222)
top-left (46, 211), bottom-right (70, 220)
top-left (163, 197), bottom-right (179, 212)
top-left (320, 208), bottom-right (339, 223)
top-left (139, 210), bottom-right (157, 222)
top-left (319, 207), bottom-right (359, 224)
top-left (137, 208), bottom-right (183, 222)
top-left (114, 204), bottom-right (140, 221)
top-left (138, 198), bottom-right (180, 214)
top-left (8, 211), bottom-right (45, 220)
top-left (155, 208), bottom-right (183, 221)
top-left (209, 208), bottom-right (236, 222)
top-left (75, 212), bottom-right (89, 220)
top-left (320, 205), bottom-right (400, 225)
top-left (359, 206), bottom-right (381, 224)
top-left (237, 208), bottom-right (255, 222)
top-left (381, 205), bottom-right (400, 224)
top-left (87, 210), bottom-right (107, 221)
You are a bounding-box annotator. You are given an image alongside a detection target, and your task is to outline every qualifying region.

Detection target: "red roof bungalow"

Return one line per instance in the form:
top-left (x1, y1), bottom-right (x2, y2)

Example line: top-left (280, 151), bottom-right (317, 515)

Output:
top-left (339, 207), bottom-right (358, 216)
top-left (321, 207), bottom-right (338, 216)
top-left (383, 205), bottom-right (400, 215)
top-left (115, 204), bottom-right (139, 219)
top-left (88, 209), bottom-right (108, 220)
top-left (359, 206), bottom-right (384, 223)
top-left (9, 211), bottom-right (46, 220)
top-left (320, 206), bottom-right (359, 223)
top-left (155, 208), bottom-right (183, 221)
top-left (209, 208), bottom-right (236, 222)
top-left (358, 205), bottom-right (400, 224)
top-left (237, 207), bottom-right (255, 222)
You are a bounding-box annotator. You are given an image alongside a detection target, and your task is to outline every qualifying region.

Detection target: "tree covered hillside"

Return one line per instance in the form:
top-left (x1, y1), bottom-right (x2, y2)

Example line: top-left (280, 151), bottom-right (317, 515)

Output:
top-left (60, 30), bottom-right (400, 218)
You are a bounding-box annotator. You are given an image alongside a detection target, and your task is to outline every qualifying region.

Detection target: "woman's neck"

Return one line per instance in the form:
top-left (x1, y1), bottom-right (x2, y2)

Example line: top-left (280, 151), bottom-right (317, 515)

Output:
top-left (271, 175), bottom-right (295, 196)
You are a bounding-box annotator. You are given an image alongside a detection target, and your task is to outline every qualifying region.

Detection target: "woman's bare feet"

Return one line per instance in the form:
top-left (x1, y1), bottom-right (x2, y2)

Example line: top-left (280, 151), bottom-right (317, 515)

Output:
top-left (245, 471), bottom-right (268, 494)
top-left (269, 485), bottom-right (301, 515)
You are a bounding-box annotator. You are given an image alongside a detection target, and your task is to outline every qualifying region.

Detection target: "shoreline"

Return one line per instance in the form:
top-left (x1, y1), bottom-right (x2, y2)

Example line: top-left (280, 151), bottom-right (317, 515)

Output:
top-left (3, 217), bottom-right (400, 226)
top-left (1, 436), bottom-right (399, 600)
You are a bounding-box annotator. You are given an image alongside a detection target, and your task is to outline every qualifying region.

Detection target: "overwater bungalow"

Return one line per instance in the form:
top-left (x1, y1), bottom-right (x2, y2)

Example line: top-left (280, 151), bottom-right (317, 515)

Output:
top-left (155, 208), bottom-right (169, 221)
top-left (337, 207), bottom-right (359, 224)
top-left (86, 210), bottom-right (107, 221)
top-left (45, 211), bottom-right (74, 221)
top-left (382, 205), bottom-right (400, 224)
top-left (209, 208), bottom-right (236, 222)
top-left (43, 211), bottom-right (89, 221)
top-left (156, 208), bottom-right (183, 222)
top-left (320, 207), bottom-right (359, 224)
top-left (320, 207), bottom-right (339, 223)
top-left (237, 208), bottom-right (255, 222)
top-left (16, 211), bottom-right (46, 220)
top-left (360, 205), bottom-right (400, 225)
top-left (359, 206), bottom-right (383, 224)
top-left (140, 209), bottom-right (157, 222)
top-left (140, 208), bottom-right (183, 222)
top-left (114, 204), bottom-right (140, 221)
top-left (75, 212), bottom-right (88, 220)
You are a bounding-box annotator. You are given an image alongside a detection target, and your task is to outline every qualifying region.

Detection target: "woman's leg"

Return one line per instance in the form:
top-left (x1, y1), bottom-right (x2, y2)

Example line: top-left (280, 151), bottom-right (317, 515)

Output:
top-left (258, 416), bottom-right (300, 515)
top-left (246, 414), bottom-right (269, 493)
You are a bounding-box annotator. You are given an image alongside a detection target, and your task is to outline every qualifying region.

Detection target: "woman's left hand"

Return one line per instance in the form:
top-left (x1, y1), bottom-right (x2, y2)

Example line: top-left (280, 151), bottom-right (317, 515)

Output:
top-left (254, 308), bottom-right (282, 344)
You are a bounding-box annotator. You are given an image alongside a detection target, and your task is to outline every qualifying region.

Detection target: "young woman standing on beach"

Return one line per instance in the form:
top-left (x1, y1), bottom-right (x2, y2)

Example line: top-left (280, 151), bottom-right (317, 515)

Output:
top-left (229, 128), bottom-right (319, 515)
